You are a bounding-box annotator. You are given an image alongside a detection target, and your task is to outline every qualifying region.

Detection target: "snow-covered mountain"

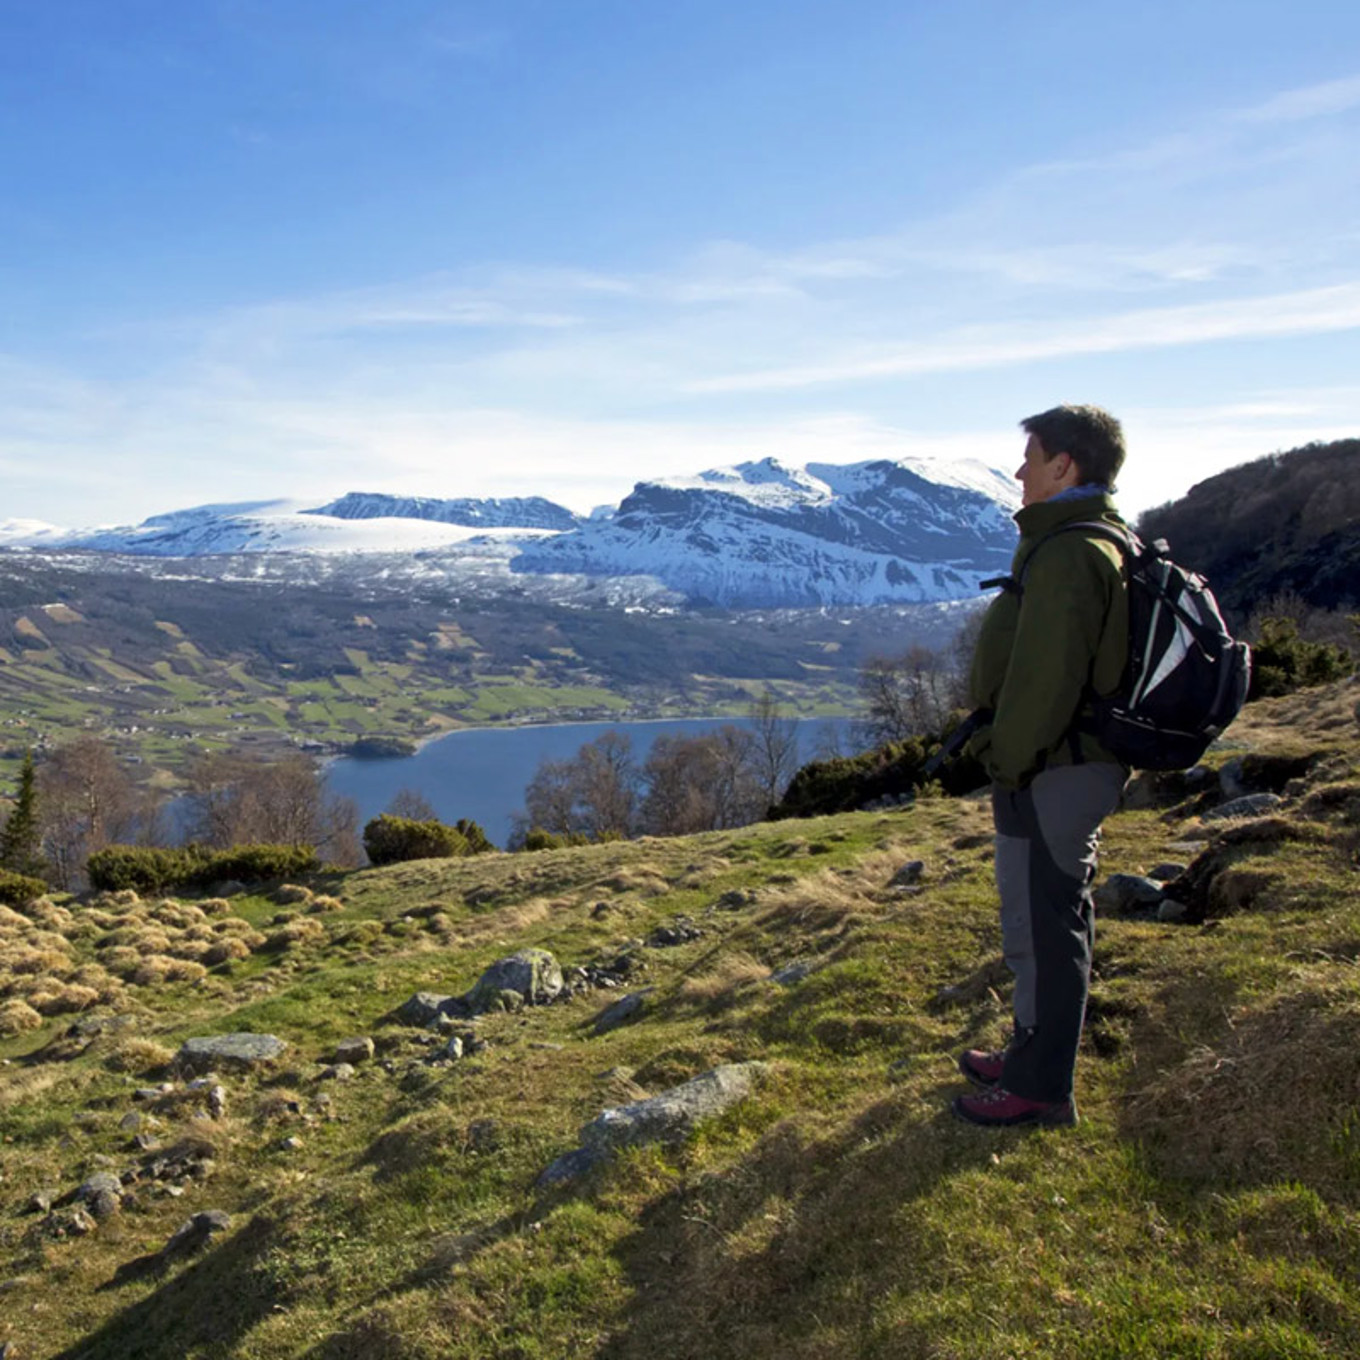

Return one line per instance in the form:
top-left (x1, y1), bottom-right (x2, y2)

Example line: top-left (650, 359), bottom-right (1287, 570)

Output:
top-left (10, 498), bottom-right (568, 557)
top-left (308, 492), bottom-right (580, 531)
top-left (511, 455), bottom-right (1020, 607)
top-left (0, 455), bottom-right (1022, 607)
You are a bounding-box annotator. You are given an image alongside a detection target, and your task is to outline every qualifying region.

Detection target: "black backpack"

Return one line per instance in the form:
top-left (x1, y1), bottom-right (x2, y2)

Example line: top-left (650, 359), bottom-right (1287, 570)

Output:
top-left (1014, 522), bottom-right (1252, 771)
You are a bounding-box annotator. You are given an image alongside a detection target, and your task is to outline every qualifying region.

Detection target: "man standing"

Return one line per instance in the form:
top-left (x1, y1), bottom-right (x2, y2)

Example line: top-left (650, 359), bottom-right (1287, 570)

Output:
top-left (954, 405), bottom-right (1130, 1128)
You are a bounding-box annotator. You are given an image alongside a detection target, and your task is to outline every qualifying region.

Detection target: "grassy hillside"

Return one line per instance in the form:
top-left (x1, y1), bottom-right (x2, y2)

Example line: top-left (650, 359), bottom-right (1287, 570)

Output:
top-left (0, 554), bottom-right (963, 793)
top-left (2, 679), bottom-right (1359, 1359)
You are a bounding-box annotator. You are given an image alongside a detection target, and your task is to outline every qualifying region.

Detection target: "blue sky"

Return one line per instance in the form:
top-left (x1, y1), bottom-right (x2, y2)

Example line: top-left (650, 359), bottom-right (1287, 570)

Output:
top-left (3, 0), bottom-right (1360, 526)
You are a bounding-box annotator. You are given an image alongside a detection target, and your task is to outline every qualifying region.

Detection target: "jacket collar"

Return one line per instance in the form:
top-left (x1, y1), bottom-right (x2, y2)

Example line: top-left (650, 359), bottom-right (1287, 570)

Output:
top-left (1014, 490), bottom-right (1121, 541)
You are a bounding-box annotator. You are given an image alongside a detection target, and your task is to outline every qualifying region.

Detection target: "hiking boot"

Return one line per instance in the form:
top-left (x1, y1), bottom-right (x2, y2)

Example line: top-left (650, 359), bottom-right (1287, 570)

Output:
top-left (951, 1085), bottom-right (1078, 1128)
top-left (957, 1047), bottom-right (1005, 1088)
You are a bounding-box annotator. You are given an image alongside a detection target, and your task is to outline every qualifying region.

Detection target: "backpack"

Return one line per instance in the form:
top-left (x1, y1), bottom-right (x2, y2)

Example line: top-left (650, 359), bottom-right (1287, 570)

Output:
top-left (1011, 521), bottom-right (1252, 771)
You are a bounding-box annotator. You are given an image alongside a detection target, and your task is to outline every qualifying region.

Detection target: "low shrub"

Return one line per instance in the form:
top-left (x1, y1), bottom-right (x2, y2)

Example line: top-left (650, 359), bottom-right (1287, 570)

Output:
top-left (0, 869), bottom-right (48, 907)
top-left (87, 843), bottom-right (321, 894)
top-left (363, 815), bottom-right (474, 866)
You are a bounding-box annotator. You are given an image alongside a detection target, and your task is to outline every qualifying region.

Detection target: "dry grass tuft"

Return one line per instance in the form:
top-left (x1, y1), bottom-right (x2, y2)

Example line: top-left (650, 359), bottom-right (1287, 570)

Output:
top-left (202, 936), bottom-right (253, 965)
top-left (130, 954), bottom-right (209, 986)
top-left (104, 1036), bottom-right (176, 1073)
top-left (0, 997), bottom-right (43, 1036)
top-left (149, 898), bottom-right (207, 928)
top-left (27, 982), bottom-right (100, 1016)
top-left (1126, 985), bottom-right (1360, 1191)
top-left (308, 894), bottom-right (345, 913)
top-left (677, 953), bottom-right (772, 1008)
top-left (264, 916), bottom-right (327, 951)
top-left (275, 883), bottom-right (314, 905)
top-left (197, 897), bottom-right (233, 915)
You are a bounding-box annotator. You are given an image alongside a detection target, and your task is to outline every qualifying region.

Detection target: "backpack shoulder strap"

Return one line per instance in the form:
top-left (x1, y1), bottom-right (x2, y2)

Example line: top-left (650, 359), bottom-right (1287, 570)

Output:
top-left (980, 520), bottom-right (1136, 597)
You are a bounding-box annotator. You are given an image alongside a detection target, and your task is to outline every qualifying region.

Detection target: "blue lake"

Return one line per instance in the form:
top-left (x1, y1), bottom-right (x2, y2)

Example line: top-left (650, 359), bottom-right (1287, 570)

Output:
top-left (325, 716), bottom-right (856, 848)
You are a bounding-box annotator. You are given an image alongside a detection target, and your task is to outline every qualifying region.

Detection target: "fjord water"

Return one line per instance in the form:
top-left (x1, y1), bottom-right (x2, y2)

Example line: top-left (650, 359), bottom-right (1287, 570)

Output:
top-left (325, 717), bottom-right (855, 848)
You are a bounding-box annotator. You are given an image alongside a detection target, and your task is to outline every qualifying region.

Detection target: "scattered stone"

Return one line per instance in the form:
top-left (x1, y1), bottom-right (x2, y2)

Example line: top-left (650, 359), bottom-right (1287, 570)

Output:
top-left (770, 961), bottom-right (813, 987)
top-left (538, 1147), bottom-right (602, 1186)
top-left (714, 889), bottom-right (753, 910)
top-left (464, 949), bottom-right (564, 1013)
top-left (134, 1083), bottom-right (175, 1101)
top-left (185, 1076), bottom-right (219, 1091)
top-left (88, 1189), bottom-right (121, 1220)
top-left (134, 1133), bottom-right (161, 1152)
top-left (442, 1036), bottom-right (463, 1061)
top-left (590, 901), bottom-right (612, 918)
top-left (177, 1034), bottom-right (288, 1075)
top-left (647, 917), bottom-right (703, 948)
top-left (25, 1189), bottom-right (56, 1215)
top-left (1093, 873), bottom-right (1165, 915)
top-left (1157, 898), bottom-right (1191, 923)
top-left (164, 1210), bottom-right (231, 1254)
top-left (592, 989), bottom-right (655, 1036)
top-left (890, 860), bottom-right (926, 888)
top-left (1148, 862), bottom-right (1189, 882)
top-left (119, 1112), bottom-right (143, 1134)
top-left (1218, 758), bottom-right (1249, 799)
top-left (319, 1063), bottom-right (356, 1082)
top-left (397, 992), bottom-right (455, 1027)
top-left (334, 1036), bottom-right (375, 1065)
top-left (281, 1136), bottom-right (304, 1151)
top-left (209, 1085), bottom-right (228, 1119)
top-left (76, 1172), bottom-right (124, 1204)
top-left (37, 1206), bottom-right (96, 1239)
top-left (1204, 793), bottom-right (1284, 821)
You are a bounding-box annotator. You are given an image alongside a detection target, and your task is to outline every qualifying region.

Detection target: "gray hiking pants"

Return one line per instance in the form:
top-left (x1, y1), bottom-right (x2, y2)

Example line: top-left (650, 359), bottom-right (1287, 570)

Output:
top-left (993, 762), bottom-right (1126, 1103)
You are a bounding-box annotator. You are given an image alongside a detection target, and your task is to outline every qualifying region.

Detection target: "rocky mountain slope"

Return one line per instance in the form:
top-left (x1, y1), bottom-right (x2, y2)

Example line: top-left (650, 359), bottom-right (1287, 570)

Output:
top-left (3, 677), bottom-right (1358, 1358)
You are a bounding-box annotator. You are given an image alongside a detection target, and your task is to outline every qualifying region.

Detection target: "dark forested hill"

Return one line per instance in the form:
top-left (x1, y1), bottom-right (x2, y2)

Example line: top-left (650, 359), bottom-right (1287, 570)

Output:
top-left (1135, 439), bottom-right (1360, 617)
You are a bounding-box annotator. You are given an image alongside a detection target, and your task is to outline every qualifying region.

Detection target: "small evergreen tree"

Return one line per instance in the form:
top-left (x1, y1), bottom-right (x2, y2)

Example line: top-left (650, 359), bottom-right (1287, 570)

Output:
top-left (0, 752), bottom-right (45, 880)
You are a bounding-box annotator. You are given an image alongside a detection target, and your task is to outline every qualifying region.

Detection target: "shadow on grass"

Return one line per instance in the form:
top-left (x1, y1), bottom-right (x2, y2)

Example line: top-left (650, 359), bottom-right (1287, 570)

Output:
top-left (600, 1084), bottom-right (1000, 1360)
top-left (51, 1214), bottom-right (279, 1360)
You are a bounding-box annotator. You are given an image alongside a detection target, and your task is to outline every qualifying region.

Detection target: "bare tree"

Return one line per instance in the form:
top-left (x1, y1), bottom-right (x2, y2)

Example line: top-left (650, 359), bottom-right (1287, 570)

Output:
top-left (521, 732), bottom-right (639, 839)
top-left (639, 727), bottom-right (765, 836)
top-left (860, 644), bottom-right (961, 745)
top-left (37, 737), bottom-right (140, 888)
top-left (747, 692), bottom-right (800, 809)
top-left (386, 787), bottom-right (439, 821)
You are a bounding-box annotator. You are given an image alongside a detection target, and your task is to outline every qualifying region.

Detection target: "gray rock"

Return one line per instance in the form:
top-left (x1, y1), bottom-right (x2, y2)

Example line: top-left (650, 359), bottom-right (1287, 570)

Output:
top-left (88, 1189), bottom-right (121, 1220)
top-left (134, 1083), bottom-right (175, 1101)
top-left (538, 1146), bottom-right (604, 1186)
top-left (1148, 862), bottom-right (1189, 882)
top-left (76, 1172), bottom-right (123, 1204)
top-left (647, 917), bottom-right (702, 948)
top-left (164, 1210), bottom-right (231, 1254)
top-left (1204, 793), bottom-right (1284, 822)
top-left (119, 1112), bottom-right (143, 1133)
top-left (592, 989), bottom-right (655, 1036)
top-left (1093, 874), bottom-right (1165, 915)
top-left (396, 992), bottom-right (454, 1027)
top-left (465, 949), bottom-right (564, 1013)
top-left (208, 1085), bottom-right (227, 1119)
top-left (1218, 758), bottom-right (1249, 799)
top-left (771, 961), bottom-right (813, 987)
top-left (1157, 898), bottom-right (1191, 923)
top-left (319, 1063), bottom-right (355, 1081)
top-left (26, 1189), bottom-right (56, 1214)
top-left (890, 860), bottom-right (926, 887)
top-left (177, 1034), bottom-right (287, 1074)
top-left (714, 889), bottom-right (753, 910)
top-left (334, 1036), bottom-right (375, 1065)
top-left (581, 1062), bottom-right (769, 1155)
top-left (442, 1035), bottom-right (464, 1061)
top-left (39, 1206), bottom-right (96, 1239)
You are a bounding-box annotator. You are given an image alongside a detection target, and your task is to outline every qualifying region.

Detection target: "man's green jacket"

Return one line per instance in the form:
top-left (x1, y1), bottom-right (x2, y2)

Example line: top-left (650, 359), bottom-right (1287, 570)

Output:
top-left (967, 491), bottom-right (1129, 790)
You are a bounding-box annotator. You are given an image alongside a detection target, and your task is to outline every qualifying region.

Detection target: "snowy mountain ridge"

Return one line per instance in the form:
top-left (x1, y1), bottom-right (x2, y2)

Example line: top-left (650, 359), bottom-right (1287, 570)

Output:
top-left (0, 454), bottom-right (1022, 607)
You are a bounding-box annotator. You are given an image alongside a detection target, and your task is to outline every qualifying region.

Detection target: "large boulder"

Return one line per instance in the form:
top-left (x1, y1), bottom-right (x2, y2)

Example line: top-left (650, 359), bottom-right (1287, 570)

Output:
top-left (176, 1034), bottom-right (288, 1075)
top-left (395, 993), bottom-right (455, 1027)
top-left (465, 949), bottom-right (563, 1014)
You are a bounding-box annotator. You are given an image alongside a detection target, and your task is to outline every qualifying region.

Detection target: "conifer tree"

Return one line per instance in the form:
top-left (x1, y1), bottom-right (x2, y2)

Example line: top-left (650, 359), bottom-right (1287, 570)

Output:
top-left (0, 751), bottom-right (46, 879)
